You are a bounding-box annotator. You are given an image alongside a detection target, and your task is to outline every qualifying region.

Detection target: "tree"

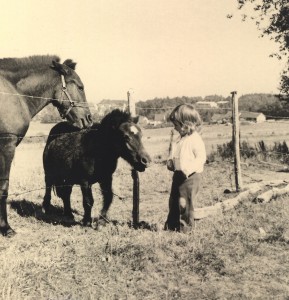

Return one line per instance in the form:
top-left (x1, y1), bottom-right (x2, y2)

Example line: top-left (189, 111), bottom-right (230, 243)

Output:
top-left (235, 1), bottom-right (289, 96)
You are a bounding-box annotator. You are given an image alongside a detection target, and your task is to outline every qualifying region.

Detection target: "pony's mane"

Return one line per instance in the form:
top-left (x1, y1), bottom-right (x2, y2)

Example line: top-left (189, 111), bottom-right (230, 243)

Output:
top-left (100, 109), bottom-right (131, 129)
top-left (0, 55), bottom-right (60, 86)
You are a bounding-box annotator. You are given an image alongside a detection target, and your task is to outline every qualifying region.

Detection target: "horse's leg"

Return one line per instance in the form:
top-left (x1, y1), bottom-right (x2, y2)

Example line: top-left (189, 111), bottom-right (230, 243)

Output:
top-left (81, 183), bottom-right (94, 226)
top-left (99, 177), bottom-right (113, 220)
top-left (0, 138), bottom-right (17, 236)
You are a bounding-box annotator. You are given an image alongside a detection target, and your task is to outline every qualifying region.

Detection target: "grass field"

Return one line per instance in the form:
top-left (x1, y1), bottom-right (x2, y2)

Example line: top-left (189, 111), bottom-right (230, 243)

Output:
top-left (1, 121), bottom-right (289, 299)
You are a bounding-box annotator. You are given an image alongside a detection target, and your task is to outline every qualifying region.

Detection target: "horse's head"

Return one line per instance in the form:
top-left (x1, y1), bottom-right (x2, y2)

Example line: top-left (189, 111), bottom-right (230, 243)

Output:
top-left (101, 110), bottom-right (151, 172)
top-left (50, 59), bottom-right (92, 129)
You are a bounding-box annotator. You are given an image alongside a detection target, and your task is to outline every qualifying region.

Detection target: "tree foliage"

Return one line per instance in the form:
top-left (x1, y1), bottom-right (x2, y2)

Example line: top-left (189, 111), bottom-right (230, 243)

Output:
top-left (235, 0), bottom-right (289, 95)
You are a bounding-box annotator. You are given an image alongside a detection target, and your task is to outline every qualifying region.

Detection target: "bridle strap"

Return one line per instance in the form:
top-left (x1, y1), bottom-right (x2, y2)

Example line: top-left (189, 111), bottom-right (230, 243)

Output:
top-left (58, 75), bottom-right (75, 119)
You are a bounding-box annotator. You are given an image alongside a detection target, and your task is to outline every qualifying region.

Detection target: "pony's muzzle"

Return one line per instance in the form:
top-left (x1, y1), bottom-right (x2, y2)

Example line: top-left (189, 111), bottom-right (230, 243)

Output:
top-left (139, 154), bottom-right (151, 168)
top-left (141, 157), bottom-right (149, 167)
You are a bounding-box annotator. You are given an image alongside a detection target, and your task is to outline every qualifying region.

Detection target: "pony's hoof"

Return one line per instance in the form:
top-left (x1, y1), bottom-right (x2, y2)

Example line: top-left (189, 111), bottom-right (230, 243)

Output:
top-left (0, 226), bottom-right (16, 237)
top-left (164, 221), bottom-right (180, 232)
top-left (81, 219), bottom-right (92, 227)
top-left (63, 214), bottom-right (75, 225)
top-left (91, 217), bottom-right (109, 230)
top-left (42, 206), bottom-right (50, 215)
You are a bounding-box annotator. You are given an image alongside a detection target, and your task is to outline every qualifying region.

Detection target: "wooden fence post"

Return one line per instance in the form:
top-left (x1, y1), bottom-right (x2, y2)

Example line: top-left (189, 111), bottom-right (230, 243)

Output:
top-left (231, 91), bottom-right (243, 191)
top-left (127, 90), bottom-right (139, 228)
top-left (127, 90), bottom-right (136, 117)
top-left (131, 169), bottom-right (140, 228)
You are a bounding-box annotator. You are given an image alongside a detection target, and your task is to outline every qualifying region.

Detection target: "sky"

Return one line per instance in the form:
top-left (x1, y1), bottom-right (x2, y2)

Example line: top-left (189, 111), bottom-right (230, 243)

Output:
top-left (0, 0), bottom-right (285, 103)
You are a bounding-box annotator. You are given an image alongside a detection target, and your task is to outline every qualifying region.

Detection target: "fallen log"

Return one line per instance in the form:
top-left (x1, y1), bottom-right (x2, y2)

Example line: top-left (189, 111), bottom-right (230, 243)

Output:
top-left (194, 180), bottom-right (288, 220)
top-left (256, 184), bottom-right (289, 203)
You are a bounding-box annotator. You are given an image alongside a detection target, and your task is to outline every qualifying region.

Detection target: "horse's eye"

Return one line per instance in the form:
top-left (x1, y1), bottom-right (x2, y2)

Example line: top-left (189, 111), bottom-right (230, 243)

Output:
top-left (78, 86), bottom-right (84, 91)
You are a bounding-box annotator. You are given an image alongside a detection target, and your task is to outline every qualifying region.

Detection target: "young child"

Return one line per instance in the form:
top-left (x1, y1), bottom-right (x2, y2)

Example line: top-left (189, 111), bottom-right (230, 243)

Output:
top-left (164, 104), bottom-right (206, 232)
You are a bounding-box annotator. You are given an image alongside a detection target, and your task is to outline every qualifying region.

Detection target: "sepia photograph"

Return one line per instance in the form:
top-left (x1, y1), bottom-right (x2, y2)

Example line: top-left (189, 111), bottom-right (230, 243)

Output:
top-left (0, 0), bottom-right (289, 299)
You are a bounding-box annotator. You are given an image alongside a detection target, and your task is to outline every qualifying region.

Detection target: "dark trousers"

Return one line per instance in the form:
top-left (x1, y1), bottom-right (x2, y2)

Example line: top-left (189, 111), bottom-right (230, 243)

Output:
top-left (165, 171), bottom-right (201, 231)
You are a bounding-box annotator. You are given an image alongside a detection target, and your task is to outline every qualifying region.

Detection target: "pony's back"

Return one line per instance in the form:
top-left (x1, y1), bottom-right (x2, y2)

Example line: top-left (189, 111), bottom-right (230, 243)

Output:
top-left (46, 122), bottom-right (80, 145)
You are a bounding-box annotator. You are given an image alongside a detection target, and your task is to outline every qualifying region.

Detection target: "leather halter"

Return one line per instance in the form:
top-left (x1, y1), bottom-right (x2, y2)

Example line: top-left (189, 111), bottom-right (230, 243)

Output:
top-left (57, 75), bottom-right (76, 119)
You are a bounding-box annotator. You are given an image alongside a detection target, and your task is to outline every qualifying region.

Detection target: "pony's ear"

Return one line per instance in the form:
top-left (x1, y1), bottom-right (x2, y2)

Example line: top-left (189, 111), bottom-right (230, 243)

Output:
top-left (50, 60), bottom-right (67, 75)
top-left (63, 59), bottom-right (77, 70)
top-left (132, 116), bottom-right (139, 124)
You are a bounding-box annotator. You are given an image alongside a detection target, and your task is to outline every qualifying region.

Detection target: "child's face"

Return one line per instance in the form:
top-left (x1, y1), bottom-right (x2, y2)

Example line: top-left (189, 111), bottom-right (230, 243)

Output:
top-left (173, 121), bottom-right (185, 136)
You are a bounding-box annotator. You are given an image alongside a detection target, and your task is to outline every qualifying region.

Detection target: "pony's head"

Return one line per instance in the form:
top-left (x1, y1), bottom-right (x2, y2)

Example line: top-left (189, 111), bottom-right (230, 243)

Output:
top-left (50, 59), bottom-right (92, 129)
top-left (100, 109), bottom-right (151, 172)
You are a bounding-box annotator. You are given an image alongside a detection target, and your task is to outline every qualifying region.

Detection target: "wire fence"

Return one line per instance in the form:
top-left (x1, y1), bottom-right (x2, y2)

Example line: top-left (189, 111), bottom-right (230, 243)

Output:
top-left (2, 88), bottom-right (289, 197)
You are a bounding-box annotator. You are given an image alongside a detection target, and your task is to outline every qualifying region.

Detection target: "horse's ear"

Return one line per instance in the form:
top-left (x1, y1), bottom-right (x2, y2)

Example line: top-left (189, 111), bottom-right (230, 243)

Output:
top-left (63, 59), bottom-right (77, 70)
top-left (50, 60), bottom-right (67, 75)
top-left (132, 116), bottom-right (139, 124)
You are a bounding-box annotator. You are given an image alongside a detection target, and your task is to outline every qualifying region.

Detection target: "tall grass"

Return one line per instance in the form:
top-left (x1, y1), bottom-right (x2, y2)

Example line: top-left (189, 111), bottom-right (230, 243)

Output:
top-left (208, 140), bottom-right (289, 167)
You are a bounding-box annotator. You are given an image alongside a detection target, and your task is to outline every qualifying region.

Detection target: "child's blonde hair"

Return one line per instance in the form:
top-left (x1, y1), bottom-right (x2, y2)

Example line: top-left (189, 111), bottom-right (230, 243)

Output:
top-left (169, 104), bottom-right (202, 135)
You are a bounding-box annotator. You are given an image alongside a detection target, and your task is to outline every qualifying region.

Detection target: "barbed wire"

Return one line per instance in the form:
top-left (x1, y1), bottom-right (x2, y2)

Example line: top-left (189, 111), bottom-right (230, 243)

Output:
top-left (8, 183), bottom-right (126, 202)
top-left (0, 91), bottom-right (93, 107)
top-left (135, 106), bottom-right (231, 111)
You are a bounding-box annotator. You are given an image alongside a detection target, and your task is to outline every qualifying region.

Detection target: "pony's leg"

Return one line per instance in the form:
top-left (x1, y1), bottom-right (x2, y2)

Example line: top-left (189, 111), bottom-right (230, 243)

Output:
top-left (42, 176), bottom-right (53, 214)
top-left (0, 139), bottom-right (17, 236)
top-left (60, 186), bottom-right (74, 219)
top-left (99, 178), bottom-right (113, 219)
top-left (81, 183), bottom-right (94, 226)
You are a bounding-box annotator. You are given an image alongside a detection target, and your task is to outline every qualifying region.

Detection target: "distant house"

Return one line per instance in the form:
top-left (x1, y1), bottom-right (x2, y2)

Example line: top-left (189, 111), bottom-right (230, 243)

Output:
top-left (138, 116), bottom-right (149, 126)
top-left (154, 113), bottom-right (168, 122)
top-left (240, 111), bottom-right (266, 123)
top-left (217, 100), bottom-right (230, 108)
top-left (95, 100), bottom-right (127, 116)
top-left (196, 101), bottom-right (218, 109)
top-left (210, 113), bottom-right (228, 124)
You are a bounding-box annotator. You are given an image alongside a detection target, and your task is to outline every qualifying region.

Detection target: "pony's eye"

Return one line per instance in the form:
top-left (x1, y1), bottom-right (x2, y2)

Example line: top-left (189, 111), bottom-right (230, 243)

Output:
top-left (124, 134), bottom-right (131, 141)
top-left (78, 86), bottom-right (84, 91)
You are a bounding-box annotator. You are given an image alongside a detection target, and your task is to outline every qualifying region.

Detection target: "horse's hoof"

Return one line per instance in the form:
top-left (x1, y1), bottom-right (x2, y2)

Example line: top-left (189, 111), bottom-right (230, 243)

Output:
top-left (0, 226), bottom-right (16, 237)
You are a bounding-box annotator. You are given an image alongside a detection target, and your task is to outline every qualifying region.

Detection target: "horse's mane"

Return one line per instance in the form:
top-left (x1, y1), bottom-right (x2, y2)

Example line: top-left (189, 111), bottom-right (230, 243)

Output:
top-left (0, 55), bottom-right (60, 86)
top-left (0, 55), bottom-right (60, 72)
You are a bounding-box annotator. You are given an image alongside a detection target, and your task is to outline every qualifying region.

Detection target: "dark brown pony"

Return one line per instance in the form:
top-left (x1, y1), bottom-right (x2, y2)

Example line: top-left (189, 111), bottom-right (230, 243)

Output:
top-left (0, 55), bottom-right (92, 236)
top-left (42, 109), bottom-right (151, 227)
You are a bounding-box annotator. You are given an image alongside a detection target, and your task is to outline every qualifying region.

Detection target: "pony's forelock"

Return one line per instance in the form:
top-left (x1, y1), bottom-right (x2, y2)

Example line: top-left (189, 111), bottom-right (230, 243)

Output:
top-left (100, 109), bottom-right (131, 129)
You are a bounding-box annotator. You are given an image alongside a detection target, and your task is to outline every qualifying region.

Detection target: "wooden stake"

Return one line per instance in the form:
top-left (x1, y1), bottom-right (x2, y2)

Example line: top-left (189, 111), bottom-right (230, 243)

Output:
top-left (131, 169), bottom-right (139, 228)
top-left (128, 90), bottom-right (139, 228)
top-left (231, 91), bottom-right (243, 191)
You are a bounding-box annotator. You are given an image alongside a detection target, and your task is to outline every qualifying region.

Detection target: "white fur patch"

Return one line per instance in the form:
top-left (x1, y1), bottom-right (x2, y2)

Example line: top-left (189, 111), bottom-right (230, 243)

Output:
top-left (130, 125), bottom-right (139, 134)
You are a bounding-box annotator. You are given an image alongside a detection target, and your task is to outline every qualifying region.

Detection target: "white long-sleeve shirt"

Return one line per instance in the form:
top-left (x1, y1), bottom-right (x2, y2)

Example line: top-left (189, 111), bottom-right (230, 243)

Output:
top-left (170, 131), bottom-right (206, 176)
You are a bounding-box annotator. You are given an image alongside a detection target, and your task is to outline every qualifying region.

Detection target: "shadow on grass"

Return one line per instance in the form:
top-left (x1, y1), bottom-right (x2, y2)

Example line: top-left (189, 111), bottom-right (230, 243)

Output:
top-left (10, 199), bottom-right (79, 227)
top-left (10, 199), bottom-right (158, 231)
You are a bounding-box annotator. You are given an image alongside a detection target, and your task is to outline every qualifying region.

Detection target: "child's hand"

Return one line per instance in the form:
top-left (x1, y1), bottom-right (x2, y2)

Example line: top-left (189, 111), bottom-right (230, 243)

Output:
top-left (167, 159), bottom-right (174, 171)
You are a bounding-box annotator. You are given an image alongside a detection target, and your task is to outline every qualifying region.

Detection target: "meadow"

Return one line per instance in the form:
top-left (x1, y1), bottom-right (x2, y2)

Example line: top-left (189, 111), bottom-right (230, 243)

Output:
top-left (1, 121), bottom-right (289, 299)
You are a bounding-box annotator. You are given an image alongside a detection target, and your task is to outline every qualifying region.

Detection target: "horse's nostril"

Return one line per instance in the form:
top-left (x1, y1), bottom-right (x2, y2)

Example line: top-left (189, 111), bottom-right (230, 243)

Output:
top-left (87, 114), bottom-right (92, 124)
